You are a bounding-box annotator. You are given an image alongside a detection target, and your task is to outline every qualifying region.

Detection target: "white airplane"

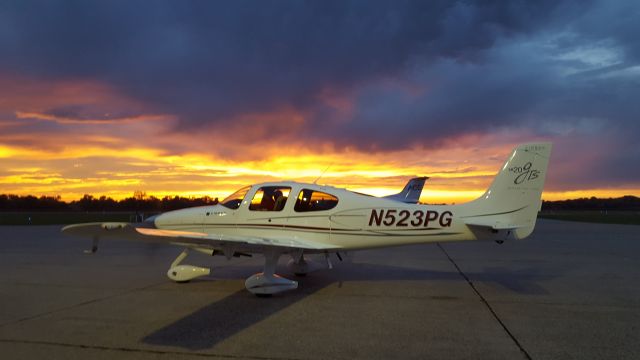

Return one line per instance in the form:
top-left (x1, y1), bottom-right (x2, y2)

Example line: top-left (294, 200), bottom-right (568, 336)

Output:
top-left (63, 143), bottom-right (551, 296)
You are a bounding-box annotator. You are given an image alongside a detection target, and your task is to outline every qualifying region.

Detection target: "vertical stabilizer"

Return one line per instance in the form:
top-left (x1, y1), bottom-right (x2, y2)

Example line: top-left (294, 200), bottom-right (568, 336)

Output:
top-left (462, 143), bottom-right (552, 239)
top-left (384, 176), bottom-right (428, 204)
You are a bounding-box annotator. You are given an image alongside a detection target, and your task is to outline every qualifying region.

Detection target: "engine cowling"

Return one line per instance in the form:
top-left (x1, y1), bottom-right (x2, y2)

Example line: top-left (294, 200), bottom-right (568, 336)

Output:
top-left (167, 265), bottom-right (210, 282)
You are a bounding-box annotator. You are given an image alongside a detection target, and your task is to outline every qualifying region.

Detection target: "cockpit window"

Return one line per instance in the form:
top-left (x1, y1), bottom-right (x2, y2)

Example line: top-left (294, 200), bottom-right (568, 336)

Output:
top-left (294, 189), bottom-right (338, 212)
top-left (220, 186), bottom-right (251, 209)
top-left (249, 186), bottom-right (291, 211)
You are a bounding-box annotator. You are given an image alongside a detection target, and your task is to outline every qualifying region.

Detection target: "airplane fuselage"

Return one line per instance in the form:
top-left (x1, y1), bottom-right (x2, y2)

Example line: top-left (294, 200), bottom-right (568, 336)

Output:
top-left (154, 182), bottom-right (506, 252)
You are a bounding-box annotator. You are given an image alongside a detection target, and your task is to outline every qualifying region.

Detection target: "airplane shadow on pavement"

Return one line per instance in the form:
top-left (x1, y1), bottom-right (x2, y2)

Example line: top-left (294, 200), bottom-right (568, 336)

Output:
top-left (142, 259), bottom-right (554, 350)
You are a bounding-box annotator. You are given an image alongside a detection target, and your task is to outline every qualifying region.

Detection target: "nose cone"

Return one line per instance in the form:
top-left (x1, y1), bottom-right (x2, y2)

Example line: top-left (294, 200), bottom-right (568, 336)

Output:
top-left (142, 214), bottom-right (159, 228)
top-left (152, 207), bottom-right (205, 228)
top-left (152, 212), bottom-right (171, 228)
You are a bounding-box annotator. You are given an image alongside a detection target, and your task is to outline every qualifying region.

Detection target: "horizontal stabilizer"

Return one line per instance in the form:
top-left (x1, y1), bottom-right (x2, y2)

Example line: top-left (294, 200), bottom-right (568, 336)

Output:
top-left (464, 219), bottom-right (528, 230)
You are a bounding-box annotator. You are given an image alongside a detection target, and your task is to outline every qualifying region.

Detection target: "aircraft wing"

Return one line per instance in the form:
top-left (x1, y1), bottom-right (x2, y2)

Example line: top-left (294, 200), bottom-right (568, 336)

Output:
top-left (61, 222), bottom-right (340, 251)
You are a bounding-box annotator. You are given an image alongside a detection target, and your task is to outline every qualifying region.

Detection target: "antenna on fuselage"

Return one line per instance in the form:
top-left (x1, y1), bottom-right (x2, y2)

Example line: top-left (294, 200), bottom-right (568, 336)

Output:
top-left (313, 164), bottom-right (332, 184)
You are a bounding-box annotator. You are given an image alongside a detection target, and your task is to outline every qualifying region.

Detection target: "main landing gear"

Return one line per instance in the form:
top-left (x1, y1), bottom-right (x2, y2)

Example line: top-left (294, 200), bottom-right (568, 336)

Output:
top-left (245, 249), bottom-right (298, 296)
top-left (166, 248), bottom-right (298, 296)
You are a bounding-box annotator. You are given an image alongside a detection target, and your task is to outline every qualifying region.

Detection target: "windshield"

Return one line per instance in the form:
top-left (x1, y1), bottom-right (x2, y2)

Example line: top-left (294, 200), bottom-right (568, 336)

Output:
top-left (220, 186), bottom-right (251, 209)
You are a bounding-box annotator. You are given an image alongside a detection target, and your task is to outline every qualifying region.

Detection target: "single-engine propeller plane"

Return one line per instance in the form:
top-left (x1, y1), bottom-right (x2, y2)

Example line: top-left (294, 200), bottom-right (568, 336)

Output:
top-left (63, 143), bottom-right (551, 296)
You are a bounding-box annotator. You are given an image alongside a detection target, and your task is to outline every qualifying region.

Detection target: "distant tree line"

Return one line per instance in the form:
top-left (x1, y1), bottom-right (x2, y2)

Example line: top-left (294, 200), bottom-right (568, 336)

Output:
top-left (542, 196), bottom-right (640, 211)
top-left (1, 193), bottom-right (639, 212)
top-left (0, 193), bottom-right (218, 212)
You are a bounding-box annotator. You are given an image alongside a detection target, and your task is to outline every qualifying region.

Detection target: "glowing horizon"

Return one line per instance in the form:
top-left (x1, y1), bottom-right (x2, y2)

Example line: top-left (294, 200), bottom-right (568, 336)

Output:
top-left (1, 139), bottom-right (638, 204)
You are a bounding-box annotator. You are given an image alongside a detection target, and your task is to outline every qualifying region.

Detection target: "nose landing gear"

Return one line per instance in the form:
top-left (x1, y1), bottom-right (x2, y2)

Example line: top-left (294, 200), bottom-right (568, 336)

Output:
top-left (167, 248), bottom-right (210, 283)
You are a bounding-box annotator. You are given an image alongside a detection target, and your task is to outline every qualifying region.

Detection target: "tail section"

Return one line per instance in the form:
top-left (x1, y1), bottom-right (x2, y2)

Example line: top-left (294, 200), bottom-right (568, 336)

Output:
top-left (384, 176), bottom-right (428, 204)
top-left (461, 143), bottom-right (552, 239)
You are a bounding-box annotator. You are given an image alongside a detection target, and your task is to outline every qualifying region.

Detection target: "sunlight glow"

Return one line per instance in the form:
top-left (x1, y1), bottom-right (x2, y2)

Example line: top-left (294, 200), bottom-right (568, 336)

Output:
top-left (2, 136), bottom-right (636, 203)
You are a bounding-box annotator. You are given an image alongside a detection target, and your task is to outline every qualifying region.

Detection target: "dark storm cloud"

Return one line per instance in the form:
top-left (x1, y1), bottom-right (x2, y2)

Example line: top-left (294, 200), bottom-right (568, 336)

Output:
top-left (330, 40), bottom-right (640, 150)
top-left (333, 0), bottom-right (640, 139)
top-left (1, 0), bottom-right (568, 123)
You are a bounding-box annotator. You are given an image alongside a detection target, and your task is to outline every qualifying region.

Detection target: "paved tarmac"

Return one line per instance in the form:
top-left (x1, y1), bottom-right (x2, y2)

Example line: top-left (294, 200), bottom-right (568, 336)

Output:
top-left (0, 219), bottom-right (638, 359)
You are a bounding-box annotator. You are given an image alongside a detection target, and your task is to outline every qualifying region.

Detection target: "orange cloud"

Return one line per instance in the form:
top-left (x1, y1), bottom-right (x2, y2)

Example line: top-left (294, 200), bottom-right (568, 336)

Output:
top-left (0, 75), bottom-right (145, 113)
top-left (15, 111), bottom-right (171, 125)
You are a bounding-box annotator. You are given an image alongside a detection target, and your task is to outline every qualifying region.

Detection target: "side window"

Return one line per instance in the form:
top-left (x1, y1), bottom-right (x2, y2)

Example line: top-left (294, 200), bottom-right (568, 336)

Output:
top-left (294, 189), bottom-right (339, 212)
top-left (249, 186), bottom-right (291, 211)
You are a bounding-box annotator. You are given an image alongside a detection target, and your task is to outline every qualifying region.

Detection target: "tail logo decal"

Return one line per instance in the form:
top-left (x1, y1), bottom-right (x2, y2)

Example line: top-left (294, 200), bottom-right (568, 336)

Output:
top-left (509, 162), bottom-right (541, 184)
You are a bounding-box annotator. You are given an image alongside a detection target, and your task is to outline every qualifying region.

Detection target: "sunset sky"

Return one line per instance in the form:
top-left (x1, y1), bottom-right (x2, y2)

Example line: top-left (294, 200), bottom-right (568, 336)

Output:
top-left (1, 1), bottom-right (639, 204)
